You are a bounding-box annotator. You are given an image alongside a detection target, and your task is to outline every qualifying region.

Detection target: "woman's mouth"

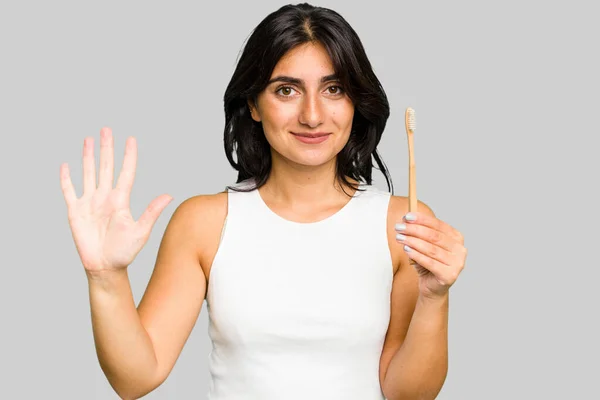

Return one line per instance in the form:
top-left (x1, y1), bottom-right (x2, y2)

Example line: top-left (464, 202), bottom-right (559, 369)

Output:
top-left (291, 132), bottom-right (331, 144)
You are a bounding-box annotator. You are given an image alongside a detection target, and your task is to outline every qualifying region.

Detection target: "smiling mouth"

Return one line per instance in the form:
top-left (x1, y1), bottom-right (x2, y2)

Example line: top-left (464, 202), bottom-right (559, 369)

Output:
top-left (291, 132), bottom-right (331, 138)
top-left (291, 132), bottom-right (331, 144)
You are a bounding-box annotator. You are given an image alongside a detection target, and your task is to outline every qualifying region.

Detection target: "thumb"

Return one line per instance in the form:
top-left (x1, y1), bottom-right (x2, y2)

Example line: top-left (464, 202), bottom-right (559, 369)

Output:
top-left (136, 194), bottom-right (174, 235)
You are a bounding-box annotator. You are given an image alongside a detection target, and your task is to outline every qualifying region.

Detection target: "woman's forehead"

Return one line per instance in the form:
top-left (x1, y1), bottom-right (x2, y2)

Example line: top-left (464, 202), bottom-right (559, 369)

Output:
top-left (270, 43), bottom-right (335, 82)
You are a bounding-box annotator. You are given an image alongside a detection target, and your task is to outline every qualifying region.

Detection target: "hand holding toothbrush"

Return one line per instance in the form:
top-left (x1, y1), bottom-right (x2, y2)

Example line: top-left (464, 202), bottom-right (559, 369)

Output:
top-left (395, 108), bottom-right (468, 299)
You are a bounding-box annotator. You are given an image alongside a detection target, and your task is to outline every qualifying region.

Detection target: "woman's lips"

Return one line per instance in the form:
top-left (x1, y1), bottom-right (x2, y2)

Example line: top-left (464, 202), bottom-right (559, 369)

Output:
top-left (291, 132), bottom-right (331, 144)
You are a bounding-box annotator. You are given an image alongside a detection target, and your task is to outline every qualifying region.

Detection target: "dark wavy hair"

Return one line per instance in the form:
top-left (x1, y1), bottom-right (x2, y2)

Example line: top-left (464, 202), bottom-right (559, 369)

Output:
top-left (223, 3), bottom-right (393, 195)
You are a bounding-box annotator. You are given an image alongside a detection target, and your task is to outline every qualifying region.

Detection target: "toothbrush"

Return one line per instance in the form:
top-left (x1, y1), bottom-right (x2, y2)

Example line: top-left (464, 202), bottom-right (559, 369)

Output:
top-left (405, 107), bottom-right (419, 267)
top-left (405, 107), bottom-right (417, 213)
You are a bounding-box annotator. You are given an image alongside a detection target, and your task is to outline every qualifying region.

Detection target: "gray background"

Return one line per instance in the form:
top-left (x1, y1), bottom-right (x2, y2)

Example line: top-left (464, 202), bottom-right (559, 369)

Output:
top-left (1, 0), bottom-right (598, 398)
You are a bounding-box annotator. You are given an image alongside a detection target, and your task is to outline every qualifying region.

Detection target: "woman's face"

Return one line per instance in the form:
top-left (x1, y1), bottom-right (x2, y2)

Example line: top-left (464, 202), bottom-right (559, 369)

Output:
top-left (249, 42), bottom-right (355, 169)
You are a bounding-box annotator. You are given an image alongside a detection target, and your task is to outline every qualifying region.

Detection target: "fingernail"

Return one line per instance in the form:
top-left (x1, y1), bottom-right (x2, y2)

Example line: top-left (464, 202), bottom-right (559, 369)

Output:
top-left (404, 213), bottom-right (416, 222)
top-left (396, 233), bottom-right (406, 241)
top-left (395, 223), bottom-right (406, 231)
top-left (404, 245), bottom-right (412, 252)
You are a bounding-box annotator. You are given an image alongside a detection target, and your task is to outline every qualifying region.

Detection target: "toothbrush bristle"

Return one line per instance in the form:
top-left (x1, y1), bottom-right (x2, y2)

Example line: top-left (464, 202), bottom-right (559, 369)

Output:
top-left (407, 107), bottom-right (416, 131)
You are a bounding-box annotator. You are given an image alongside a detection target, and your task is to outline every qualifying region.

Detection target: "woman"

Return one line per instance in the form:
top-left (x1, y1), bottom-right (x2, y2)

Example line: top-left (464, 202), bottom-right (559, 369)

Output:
top-left (60, 3), bottom-right (467, 400)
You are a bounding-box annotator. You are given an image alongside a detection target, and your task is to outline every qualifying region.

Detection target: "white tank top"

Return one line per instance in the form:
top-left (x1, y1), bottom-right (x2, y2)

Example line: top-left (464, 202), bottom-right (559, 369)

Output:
top-left (205, 179), bottom-right (393, 399)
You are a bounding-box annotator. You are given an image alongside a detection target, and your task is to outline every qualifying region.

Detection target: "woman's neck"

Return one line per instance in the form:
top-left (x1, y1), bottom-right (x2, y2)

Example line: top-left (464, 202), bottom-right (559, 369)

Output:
top-left (260, 155), bottom-right (358, 208)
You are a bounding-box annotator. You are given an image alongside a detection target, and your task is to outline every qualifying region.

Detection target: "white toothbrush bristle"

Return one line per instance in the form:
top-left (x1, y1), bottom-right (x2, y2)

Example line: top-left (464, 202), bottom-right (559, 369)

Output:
top-left (407, 107), bottom-right (416, 131)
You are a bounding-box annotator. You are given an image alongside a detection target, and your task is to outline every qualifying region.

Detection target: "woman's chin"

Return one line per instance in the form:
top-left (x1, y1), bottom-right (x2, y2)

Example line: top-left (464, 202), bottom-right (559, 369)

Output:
top-left (270, 143), bottom-right (343, 169)
top-left (287, 151), bottom-right (338, 169)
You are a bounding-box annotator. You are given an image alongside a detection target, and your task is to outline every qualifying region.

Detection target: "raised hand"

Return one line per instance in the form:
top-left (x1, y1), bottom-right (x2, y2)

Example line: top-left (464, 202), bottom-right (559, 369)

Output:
top-left (60, 127), bottom-right (173, 276)
top-left (395, 212), bottom-right (467, 299)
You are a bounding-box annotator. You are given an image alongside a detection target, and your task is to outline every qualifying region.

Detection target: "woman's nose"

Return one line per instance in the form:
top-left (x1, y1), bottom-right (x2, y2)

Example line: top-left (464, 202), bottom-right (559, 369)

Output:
top-left (298, 95), bottom-right (324, 128)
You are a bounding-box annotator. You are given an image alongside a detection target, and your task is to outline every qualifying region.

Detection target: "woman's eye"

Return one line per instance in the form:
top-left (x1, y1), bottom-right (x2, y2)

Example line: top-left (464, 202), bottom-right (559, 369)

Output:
top-left (275, 85), bottom-right (343, 97)
top-left (277, 86), bottom-right (295, 96)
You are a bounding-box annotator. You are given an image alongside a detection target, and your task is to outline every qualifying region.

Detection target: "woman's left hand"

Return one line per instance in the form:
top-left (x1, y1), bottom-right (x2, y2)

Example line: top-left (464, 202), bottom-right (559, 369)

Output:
top-left (395, 211), bottom-right (467, 299)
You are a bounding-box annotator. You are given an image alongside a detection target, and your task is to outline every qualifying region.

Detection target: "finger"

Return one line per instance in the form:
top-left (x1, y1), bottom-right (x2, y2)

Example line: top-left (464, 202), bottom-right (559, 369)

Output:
top-left (82, 137), bottom-right (96, 196)
top-left (402, 245), bottom-right (456, 286)
top-left (97, 127), bottom-right (114, 193)
top-left (60, 163), bottom-right (78, 207)
top-left (403, 211), bottom-right (459, 239)
top-left (396, 233), bottom-right (453, 265)
top-left (395, 222), bottom-right (454, 252)
top-left (136, 194), bottom-right (174, 236)
top-left (115, 136), bottom-right (137, 199)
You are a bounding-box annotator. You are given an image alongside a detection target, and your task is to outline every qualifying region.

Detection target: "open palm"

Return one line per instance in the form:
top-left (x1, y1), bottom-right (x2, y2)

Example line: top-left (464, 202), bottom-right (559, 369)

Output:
top-left (60, 127), bottom-right (173, 274)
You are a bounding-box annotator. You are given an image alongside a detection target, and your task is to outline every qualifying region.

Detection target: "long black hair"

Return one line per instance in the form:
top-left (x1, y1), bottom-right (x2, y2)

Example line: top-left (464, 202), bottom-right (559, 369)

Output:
top-left (223, 3), bottom-right (393, 195)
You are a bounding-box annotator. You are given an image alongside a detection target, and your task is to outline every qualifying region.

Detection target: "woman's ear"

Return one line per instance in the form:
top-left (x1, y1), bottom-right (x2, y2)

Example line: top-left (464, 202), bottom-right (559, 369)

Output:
top-left (247, 99), bottom-right (261, 122)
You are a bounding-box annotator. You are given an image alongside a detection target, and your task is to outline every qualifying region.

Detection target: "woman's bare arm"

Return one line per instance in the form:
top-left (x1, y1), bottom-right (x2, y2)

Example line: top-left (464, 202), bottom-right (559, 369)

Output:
top-left (89, 196), bottom-right (215, 399)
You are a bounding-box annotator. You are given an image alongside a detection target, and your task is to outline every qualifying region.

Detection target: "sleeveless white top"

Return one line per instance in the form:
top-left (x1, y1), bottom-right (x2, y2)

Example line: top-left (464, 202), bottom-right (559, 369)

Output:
top-left (205, 179), bottom-right (394, 399)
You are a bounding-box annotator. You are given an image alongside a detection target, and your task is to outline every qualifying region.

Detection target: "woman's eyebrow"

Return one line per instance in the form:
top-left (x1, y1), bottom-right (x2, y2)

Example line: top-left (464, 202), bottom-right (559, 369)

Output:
top-left (266, 74), bottom-right (339, 85)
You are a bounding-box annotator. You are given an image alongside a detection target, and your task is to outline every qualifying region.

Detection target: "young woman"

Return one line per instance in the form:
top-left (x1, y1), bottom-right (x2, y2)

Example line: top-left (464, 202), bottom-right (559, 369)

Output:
top-left (60, 3), bottom-right (467, 400)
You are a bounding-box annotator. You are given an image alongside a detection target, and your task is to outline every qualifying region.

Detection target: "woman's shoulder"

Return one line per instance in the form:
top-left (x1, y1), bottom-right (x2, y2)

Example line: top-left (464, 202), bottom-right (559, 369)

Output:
top-left (174, 191), bottom-right (228, 219)
top-left (386, 194), bottom-right (434, 218)
top-left (169, 191), bottom-right (229, 274)
top-left (167, 191), bottom-right (229, 243)
top-left (357, 185), bottom-right (408, 212)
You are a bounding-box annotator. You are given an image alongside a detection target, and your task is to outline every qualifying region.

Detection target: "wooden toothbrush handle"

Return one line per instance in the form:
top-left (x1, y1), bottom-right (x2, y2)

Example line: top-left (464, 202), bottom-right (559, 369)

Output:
top-left (407, 131), bottom-right (419, 266)
top-left (405, 108), bottom-right (418, 266)
top-left (407, 133), bottom-right (417, 213)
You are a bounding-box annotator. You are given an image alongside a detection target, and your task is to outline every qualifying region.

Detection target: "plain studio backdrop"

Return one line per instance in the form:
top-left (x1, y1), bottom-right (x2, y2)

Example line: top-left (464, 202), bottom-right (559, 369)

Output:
top-left (1, 0), bottom-right (598, 398)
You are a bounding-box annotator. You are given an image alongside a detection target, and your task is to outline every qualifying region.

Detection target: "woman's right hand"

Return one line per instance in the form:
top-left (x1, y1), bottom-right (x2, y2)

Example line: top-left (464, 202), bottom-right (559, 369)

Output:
top-left (60, 127), bottom-right (173, 277)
